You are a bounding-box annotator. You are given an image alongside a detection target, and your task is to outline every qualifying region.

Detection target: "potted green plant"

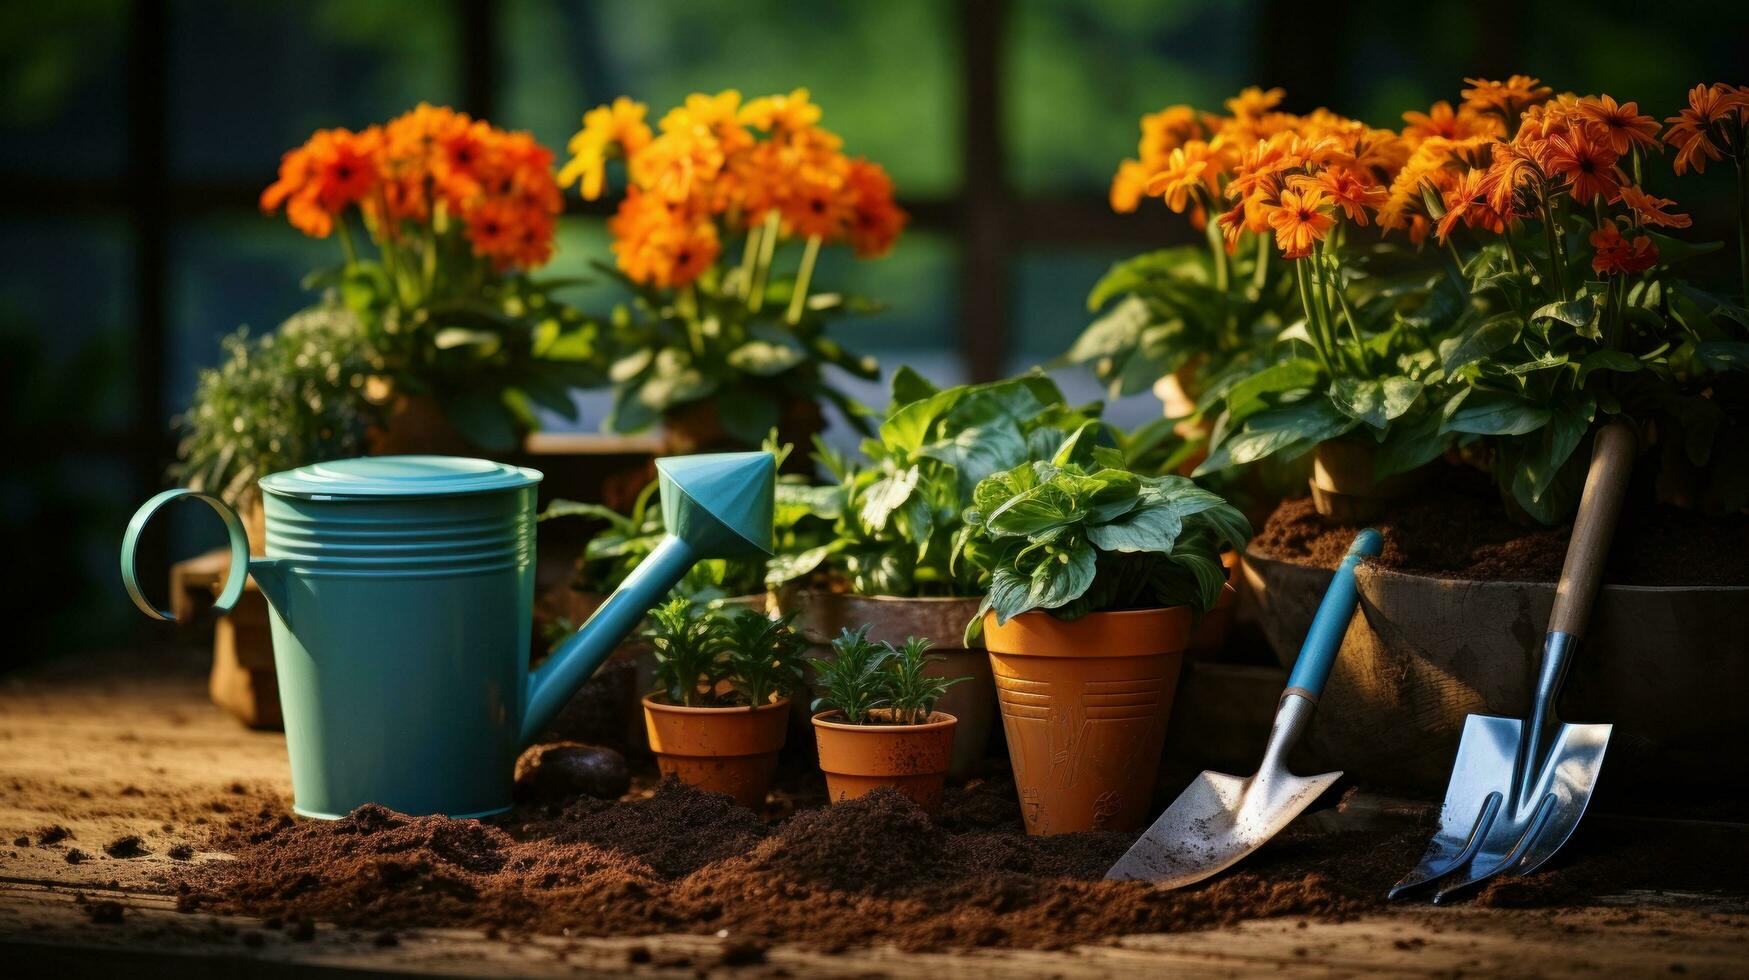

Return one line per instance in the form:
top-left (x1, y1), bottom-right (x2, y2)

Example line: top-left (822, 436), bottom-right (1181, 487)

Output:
top-left (771, 371), bottom-right (1103, 776)
top-left (557, 89), bottom-right (906, 459)
top-left (639, 599), bottom-right (807, 810)
top-left (963, 425), bottom-right (1251, 834)
top-left (810, 627), bottom-right (966, 813)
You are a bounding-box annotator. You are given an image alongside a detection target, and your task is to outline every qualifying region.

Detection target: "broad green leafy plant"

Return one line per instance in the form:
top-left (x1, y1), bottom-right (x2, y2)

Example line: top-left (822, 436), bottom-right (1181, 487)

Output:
top-left (963, 424), bottom-right (1252, 642)
top-left (770, 369), bottom-right (1108, 597)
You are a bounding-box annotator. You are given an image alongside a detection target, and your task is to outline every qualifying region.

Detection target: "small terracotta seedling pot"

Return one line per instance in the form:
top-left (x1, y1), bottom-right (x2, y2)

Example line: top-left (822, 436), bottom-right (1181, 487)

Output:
top-left (983, 607), bottom-right (1190, 835)
top-left (643, 695), bottom-right (790, 810)
top-left (812, 709), bottom-right (957, 814)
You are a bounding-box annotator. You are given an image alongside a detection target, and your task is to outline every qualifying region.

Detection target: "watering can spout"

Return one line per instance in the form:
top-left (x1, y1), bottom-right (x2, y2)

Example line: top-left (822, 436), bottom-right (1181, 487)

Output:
top-left (518, 451), bottom-right (775, 745)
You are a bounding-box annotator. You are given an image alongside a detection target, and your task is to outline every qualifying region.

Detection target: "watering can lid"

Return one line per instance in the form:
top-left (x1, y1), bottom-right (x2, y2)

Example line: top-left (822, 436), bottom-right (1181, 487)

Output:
top-left (259, 455), bottom-right (542, 499)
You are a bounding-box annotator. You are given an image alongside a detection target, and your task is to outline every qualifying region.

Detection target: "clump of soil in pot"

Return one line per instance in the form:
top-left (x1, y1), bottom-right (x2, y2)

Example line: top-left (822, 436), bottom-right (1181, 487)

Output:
top-left (1252, 469), bottom-right (1749, 585)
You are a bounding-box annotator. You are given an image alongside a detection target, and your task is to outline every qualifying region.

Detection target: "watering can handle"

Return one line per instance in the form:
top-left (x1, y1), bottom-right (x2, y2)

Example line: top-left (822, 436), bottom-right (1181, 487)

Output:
top-left (1547, 422), bottom-right (1636, 639)
top-left (121, 489), bottom-right (252, 622)
top-left (1284, 528), bottom-right (1383, 701)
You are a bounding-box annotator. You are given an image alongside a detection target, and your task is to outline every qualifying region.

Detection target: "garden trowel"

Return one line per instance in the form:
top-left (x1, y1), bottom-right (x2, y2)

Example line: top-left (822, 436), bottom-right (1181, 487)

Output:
top-left (1390, 422), bottom-right (1633, 903)
top-left (1107, 529), bottom-right (1382, 886)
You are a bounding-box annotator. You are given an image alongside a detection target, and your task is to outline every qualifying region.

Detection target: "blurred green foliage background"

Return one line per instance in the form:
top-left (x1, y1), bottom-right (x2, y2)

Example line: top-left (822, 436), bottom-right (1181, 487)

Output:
top-left (3, 0), bottom-right (1746, 659)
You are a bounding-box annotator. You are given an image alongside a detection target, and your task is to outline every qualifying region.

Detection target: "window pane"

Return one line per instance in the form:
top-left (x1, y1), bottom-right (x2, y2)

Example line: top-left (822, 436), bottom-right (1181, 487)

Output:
top-left (168, 215), bottom-right (333, 417)
top-left (168, 0), bottom-right (462, 180)
top-left (499, 0), bottom-right (960, 197)
top-left (1006, 0), bottom-right (1254, 196)
top-left (0, 1), bottom-right (128, 176)
top-left (0, 218), bottom-right (135, 435)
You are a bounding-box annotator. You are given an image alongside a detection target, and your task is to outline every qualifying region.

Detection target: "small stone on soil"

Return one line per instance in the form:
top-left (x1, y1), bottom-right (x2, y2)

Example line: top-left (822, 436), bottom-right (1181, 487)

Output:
top-left (64, 848), bottom-right (88, 864)
top-left (104, 835), bottom-right (148, 858)
top-left (35, 825), bottom-right (73, 846)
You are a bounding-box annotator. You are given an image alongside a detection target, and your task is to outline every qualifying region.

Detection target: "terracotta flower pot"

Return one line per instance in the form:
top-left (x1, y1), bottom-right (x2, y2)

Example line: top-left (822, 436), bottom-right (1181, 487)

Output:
top-left (1308, 438), bottom-right (1427, 523)
top-left (781, 590), bottom-right (995, 779)
top-left (643, 695), bottom-right (790, 810)
top-left (983, 608), bottom-right (1190, 835)
top-left (812, 709), bottom-right (957, 813)
top-left (1185, 550), bottom-right (1241, 658)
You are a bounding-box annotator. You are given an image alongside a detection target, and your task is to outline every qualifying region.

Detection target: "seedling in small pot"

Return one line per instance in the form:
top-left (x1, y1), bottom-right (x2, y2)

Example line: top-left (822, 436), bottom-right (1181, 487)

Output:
top-left (640, 600), bottom-right (805, 810)
top-left (810, 627), bottom-right (970, 813)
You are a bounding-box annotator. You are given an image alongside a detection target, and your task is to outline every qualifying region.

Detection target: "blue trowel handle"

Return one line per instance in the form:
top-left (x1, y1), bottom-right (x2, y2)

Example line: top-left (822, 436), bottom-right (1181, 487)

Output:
top-left (1285, 528), bottom-right (1383, 701)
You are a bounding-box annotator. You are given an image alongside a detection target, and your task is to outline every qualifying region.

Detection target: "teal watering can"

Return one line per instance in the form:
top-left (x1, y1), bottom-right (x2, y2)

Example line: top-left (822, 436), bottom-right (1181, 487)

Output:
top-left (121, 452), bottom-right (773, 819)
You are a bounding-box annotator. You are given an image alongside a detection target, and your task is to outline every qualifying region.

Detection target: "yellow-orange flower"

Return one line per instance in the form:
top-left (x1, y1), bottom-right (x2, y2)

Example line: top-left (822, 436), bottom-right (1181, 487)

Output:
top-left (1664, 83), bottom-right (1749, 175)
top-left (1145, 140), bottom-right (1225, 213)
top-left (1138, 106), bottom-right (1204, 168)
top-left (260, 127), bottom-right (383, 238)
top-left (1575, 95), bottom-right (1660, 156)
top-left (1265, 185), bottom-right (1334, 259)
top-left (1461, 75), bottom-right (1552, 117)
top-left (845, 159), bottom-right (908, 258)
top-left (1294, 168), bottom-right (1386, 226)
top-left (1435, 168), bottom-right (1505, 242)
top-left (1226, 86), bottom-right (1286, 119)
top-left (1402, 101), bottom-right (1504, 146)
top-left (609, 188), bottom-right (720, 288)
top-left (1615, 184), bottom-right (1691, 229)
top-left (1109, 159), bottom-right (1150, 213)
top-left (740, 88), bottom-right (822, 134)
top-left (1590, 218), bottom-right (1657, 275)
top-left (559, 97), bottom-right (652, 200)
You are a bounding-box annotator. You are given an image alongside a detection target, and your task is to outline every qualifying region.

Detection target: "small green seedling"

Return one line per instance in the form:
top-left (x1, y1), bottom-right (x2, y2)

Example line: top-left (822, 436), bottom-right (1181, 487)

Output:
top-left (722, 606), bottom-right (808, 707)
top-left (644, 598), bottom-right (729, 707)
top-left (884, 636), bottom-right (966, 725)
top-left (811, 627), bottom-right (970, 725)
top-left (810, 626), bottom-right (895, 724)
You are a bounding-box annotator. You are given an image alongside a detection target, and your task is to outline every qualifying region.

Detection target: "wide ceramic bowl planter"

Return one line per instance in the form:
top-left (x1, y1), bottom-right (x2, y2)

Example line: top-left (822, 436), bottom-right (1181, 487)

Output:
top-left (812, 709), bottom-right (956, 813)
top-left (983, 608), bottom-right (1189, 835)
top-left (782, 591), bottom-right (995, 779)
top-left (644, 695), bottom-right (790, 810)
top-left (1242, 545), bottom-right (1749, 794)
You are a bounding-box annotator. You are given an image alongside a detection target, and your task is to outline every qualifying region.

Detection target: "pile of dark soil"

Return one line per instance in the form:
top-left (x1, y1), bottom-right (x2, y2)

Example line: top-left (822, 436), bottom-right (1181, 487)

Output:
top-left (1251, 469), bottom-right (1749, 585)
top-left (177, 778), bottom-right (1423, 951)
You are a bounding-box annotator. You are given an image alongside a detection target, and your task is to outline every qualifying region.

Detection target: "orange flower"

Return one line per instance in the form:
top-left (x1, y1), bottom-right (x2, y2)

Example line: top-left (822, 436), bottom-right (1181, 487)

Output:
top-left (1109, 159), bottom-right (1150, 213)
top-left (1590, 219), bottom-right (1658, 275)
top-left (1435, 168), bottom-right (1504, 242)
top-left (1265, 185), bottom-right (1334, 259)
top-left (609, 189), bottom-right (720, 288)
top-left (1145, 140), bottom-right (1225, 213)
top-left (1664, 83), bottom-right (1749, 175)
top-left (464, 197), bottom-right (555, 270)
top-left (1138, 106), bottom-right (1204, 168)
top-left (779, 160), bottom-right (854, 240)
top-left (1615, 184), bottom-right (1691, 229)
top-left (1479, 144), bottom-right (1542, 219)
top-left (1402, 101), bottom-right (1504, 146)
top-left (260, 127), bottom-right (383, 238)
top-left (845, 159), bottom-right (908, 258)
top-left (1575, 95), bottom-right (1660, 155)
top-left (1541, 129), bottom-right (1619, 204)
top-left (1294, 168), bottom-right (1387, 226)
top-left (1461, 75), bottom-right (1552, 117)
top-left (559, 97), bottom-right (652, 200)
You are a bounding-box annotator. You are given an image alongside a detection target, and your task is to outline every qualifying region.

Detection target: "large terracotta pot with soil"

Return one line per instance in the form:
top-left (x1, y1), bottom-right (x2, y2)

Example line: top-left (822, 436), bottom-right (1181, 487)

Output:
top-left (644, 695), bottom-right (790, 810)
top-left (812, 709), bottom-right (956, 813)
top-left (1242, 512), bottom-right (1749, 794)
top-left (1308, 438), bottom-right (1426, 523)
top-left (983, 607), bottom-right (1190, 835)
top-left (782, 590), bottom-right (995, 778)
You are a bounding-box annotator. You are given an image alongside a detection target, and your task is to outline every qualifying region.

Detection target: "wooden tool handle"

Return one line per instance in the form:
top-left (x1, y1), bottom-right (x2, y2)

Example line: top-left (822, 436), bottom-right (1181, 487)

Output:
top-left (1548, 422), bottom-right (1636, 638)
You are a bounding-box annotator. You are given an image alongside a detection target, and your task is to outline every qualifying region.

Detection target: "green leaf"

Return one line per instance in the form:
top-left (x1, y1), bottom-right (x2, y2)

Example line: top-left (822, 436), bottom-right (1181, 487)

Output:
top-left (1024, 540), bottom-right (1097, 612)
top-left (1086, 503), bottom-right (1182, 554)
top-left (986, 483), bottom-right (1084, 537)
top-left (433, 327), bottom-right (502, 353)
top-left (1442, 392), bottom-right (1551, 436)
top-left (890, 365), bottom-right (939, 407)
top-left (1525, 397), bottom-right (1594, 502)
top-left (1532, 297), bottom-right (1595, 327)
top-left (1205, 357), bottom-right (1321, 421)
top-left (917, 419), bottom-right (1028, 503)
top-left (539, 500), bottom-right (631, 530)
top-left (727, 337), bottom-right (806, 376)
top-left (1697, 341), bottom-right (1749, 372)
top-left (1196, 399), bottom-right (1355, 475)
top-left (1372, 410), bottom-right (1446, 478)
top-left (859, 465), bottom-right (921, 531)
top-left (1441, 313), bottom-right (1521, 372)
top-left (445, 390), bottom-right (518, 451)
top-left (1577, 349), bottom-right (1641, 384)
top-left (1086, 247), bottom-right (1203, 311)
top-left (1064, 293), bottom-right (1151, 365)
top-left (1329, 376), bottom-right (1423, 430)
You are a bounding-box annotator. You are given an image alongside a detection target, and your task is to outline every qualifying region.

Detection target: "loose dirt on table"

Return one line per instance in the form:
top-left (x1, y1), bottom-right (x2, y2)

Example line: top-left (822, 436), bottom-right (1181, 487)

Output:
top-left (1251, 468), bottom-right (1749, 585)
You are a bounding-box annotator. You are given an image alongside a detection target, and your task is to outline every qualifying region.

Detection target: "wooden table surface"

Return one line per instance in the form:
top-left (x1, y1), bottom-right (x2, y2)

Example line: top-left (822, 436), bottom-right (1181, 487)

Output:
top-left (4, 650), bottom-right (1747, 978)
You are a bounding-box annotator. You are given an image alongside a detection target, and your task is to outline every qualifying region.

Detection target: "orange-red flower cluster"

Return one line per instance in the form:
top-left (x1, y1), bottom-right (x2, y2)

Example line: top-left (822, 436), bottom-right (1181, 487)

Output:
top-left (260, 104), bottom-right (563, 271)
top-left (562, 88), bottom-right (907, 289)
top-left (1663, 83), bottom-right (1749, 175)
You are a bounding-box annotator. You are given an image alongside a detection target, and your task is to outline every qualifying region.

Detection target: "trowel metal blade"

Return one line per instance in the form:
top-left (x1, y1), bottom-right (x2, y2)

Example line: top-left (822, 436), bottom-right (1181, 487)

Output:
top-left (1106, 766), bottom-right (1343, 887)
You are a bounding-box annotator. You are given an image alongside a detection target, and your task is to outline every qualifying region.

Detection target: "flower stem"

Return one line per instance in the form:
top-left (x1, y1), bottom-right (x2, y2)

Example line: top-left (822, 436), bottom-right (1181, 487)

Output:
top-left (1252, 233), bottom-right (1270, 291)
top-left (1293, 258), bottom-right (1334, 374)
top-left (336, 216), bottom-right (359, 270)
top-left (738, 220), bottom-right (763, 300)
top-left (786, 234), bottom-right (822, 325)
top-left (1540, 200), bottom-right (1569, 301)
top-left (1319, 243), bottom-right (1367, 375)
top-left (749, 211), bottom-right (782, 312)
